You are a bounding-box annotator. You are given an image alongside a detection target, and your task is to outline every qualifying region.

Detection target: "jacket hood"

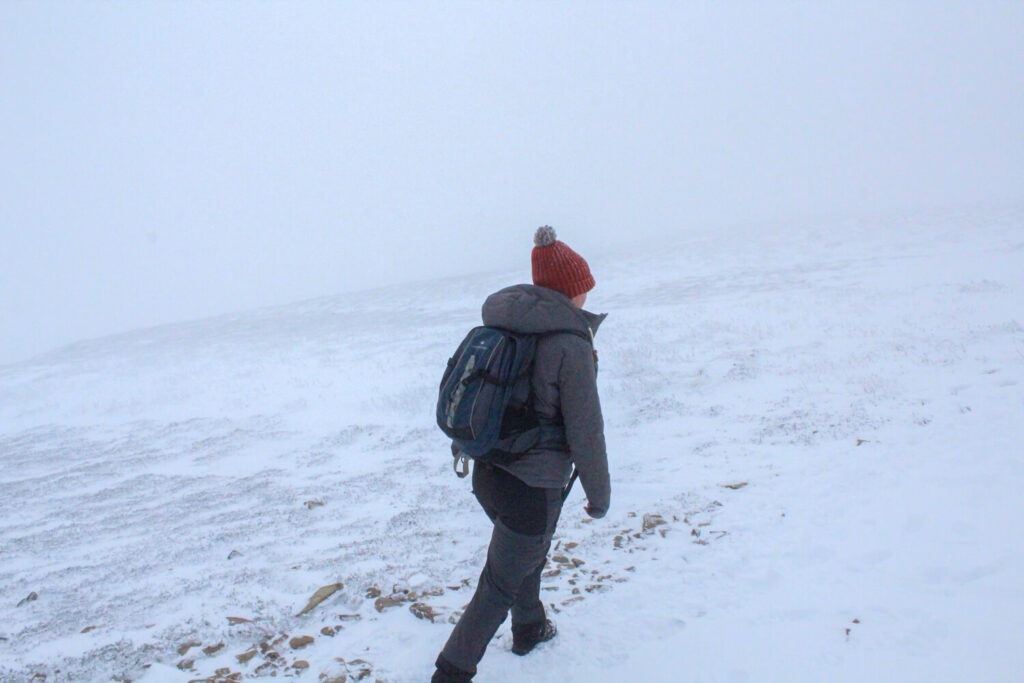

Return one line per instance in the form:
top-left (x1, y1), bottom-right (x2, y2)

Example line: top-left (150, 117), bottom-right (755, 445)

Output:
top-left (481, 284), bottom-right (607, 338)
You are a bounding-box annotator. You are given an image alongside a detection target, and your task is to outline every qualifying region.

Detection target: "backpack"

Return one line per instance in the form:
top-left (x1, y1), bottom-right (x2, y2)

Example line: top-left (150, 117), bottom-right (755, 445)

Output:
top-left (436, 326), bottom-right (589, 477)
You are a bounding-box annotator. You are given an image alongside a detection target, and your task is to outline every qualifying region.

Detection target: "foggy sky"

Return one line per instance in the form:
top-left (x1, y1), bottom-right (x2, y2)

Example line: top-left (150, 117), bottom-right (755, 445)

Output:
top-left (1, 1), bottom-right (1021, 364)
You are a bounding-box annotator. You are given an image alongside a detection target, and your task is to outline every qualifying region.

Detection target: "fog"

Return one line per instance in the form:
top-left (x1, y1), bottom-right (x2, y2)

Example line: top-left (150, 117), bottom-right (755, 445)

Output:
top-left (1, 1), bottom-right (1021, 364)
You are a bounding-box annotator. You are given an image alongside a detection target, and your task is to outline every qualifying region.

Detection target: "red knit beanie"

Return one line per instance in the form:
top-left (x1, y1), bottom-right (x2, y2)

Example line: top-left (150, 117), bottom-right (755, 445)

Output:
top-left (531, 226), bottom-right (595, 299)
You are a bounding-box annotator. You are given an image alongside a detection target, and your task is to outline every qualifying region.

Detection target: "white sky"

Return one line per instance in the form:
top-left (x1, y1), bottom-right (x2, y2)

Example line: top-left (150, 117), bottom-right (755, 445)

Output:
top-left (1, 1), bottom-right (1021, 364)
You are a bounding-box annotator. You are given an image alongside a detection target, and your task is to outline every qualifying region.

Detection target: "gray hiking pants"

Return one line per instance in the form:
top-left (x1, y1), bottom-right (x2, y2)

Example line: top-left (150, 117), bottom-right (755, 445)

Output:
top-left (439, 462), bottom-right (564, 674)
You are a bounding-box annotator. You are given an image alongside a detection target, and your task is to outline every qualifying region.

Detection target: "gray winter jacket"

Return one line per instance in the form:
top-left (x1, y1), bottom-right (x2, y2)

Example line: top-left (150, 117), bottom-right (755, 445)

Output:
top-left (479, 284), bottom-right (611, 518)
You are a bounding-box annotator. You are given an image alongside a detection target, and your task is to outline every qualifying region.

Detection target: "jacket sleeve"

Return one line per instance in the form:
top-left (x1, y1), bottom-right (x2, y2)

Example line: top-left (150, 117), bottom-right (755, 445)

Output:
top-left (558, 337), bottom-right (611, 517)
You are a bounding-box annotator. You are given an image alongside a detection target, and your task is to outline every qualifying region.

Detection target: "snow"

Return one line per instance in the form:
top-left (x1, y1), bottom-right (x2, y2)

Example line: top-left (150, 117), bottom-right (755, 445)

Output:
top-left (1, 207), bottom-right (1022, 682)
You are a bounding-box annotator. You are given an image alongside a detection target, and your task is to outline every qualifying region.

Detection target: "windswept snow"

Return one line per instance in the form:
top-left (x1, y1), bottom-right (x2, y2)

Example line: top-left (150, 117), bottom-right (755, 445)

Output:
top-left (1, 208), bottom-right (1023, 682)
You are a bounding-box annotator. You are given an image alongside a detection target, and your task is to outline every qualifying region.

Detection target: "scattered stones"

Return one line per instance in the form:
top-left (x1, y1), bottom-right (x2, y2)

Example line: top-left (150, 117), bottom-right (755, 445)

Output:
top-left (296, 582), bottom-right (345, 616)
top-left (203, 642), bottom-right (225, 656)
top-left (374, 596), bottom-right (404, 612)
top-left (17, 592), bottom-right (38, 607)
top-left (260, 634), bottom-right (287, 652)
top-left (290, 635), bottom-right (315, 650)
top-left (409, 602), bottom-right (442, 623)
top-left (178, 641), bottom-right (202, 656)
top-left (236, 649), bottom-right (258, 664)
top-left (642, 513), bottom-right (666, 532)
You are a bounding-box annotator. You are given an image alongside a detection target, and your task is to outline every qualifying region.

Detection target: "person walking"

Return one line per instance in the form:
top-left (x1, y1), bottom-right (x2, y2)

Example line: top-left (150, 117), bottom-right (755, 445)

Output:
top-left (432, 226), bottom-right (611, 682)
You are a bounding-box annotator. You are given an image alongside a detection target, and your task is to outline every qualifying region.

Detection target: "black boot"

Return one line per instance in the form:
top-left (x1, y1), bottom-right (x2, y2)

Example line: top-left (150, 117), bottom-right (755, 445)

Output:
top-left (432, 655), bottom-right (474, 683)
top-left (511, 618), bottom-right (557, 655)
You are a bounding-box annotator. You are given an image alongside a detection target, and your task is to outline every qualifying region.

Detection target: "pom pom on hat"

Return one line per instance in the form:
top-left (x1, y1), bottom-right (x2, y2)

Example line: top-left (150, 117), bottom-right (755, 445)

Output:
top-left (531, 225), bottom-right (595, 299)
top-left (534, 225), bottom-right (558, 248)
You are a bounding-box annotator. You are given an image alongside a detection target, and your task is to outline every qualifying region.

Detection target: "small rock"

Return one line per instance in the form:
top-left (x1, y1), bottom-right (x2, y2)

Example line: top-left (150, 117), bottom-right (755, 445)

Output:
top-left (215, 669), bottom-right (231, 676)
top-left (226, 616), bottom-right (253, 625)
top-left (374, 596), bottom-right (404, 612)
top-left (551, 554), bottom-right (570, 564)
top-left (227, 550), bottom-right (242, 560)
top-left (321, 676), bottom-right (348, 683)
top-left (409, 602), bottom-right (441, 623)
top-left (365, 587), bottom-right (382, 599)
top-left (304, 499), bottom-right (325, 510)
top-left (80, 625), bottom-right (97, 634)
top-left (236, 649), bottom-right (258, 664)
top-left (178, 641), bottom-right (202, 656)
top-left (17, 592), bottom-right (38, 607)
top-left (321, 626), bottom-right (336, 637)
top-left (177, 659), bottom-right (195, 671)
top-left (297, 582), bottom-right (345, 617)
top-left (722, 482), bottom-right (748, 490)
top-left (642, 513), bottom-right (666, 532)
top-left (571, 558), bottom-right (585, 568)
top-left (290, 635), bottom-right (315, 650)
top-left (202, 642), bottom-right (225, 656)
top-left (293, 660), bottom-right (310, 670)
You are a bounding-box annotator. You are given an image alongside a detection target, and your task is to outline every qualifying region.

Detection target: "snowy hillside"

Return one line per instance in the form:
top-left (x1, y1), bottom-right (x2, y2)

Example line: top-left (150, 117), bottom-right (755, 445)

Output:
top-left (2, 209), bottom-right (1023, 682)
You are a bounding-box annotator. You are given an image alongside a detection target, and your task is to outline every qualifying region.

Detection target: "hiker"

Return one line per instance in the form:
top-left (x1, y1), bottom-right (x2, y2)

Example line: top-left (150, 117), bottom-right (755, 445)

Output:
top-left (432, 226), bottom-right (611, 682)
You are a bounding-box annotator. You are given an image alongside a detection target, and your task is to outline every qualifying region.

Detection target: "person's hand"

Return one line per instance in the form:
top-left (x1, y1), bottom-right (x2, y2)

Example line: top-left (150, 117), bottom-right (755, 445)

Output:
top-left (584, 503), bottom-right (606, 519)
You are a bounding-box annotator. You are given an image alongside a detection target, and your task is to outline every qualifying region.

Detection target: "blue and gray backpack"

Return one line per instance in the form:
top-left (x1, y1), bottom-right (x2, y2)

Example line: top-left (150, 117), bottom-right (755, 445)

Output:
top-left (436, 326), bottom-right (589, 477)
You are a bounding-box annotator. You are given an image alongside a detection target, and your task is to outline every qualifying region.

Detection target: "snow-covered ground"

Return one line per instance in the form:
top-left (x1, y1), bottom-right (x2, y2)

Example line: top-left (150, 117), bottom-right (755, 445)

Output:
top-left (2, 208), bottom-right (1022, 682)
